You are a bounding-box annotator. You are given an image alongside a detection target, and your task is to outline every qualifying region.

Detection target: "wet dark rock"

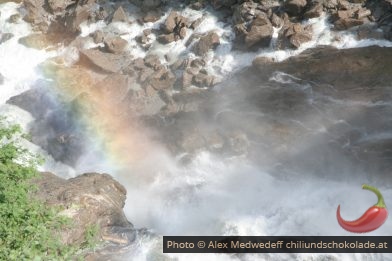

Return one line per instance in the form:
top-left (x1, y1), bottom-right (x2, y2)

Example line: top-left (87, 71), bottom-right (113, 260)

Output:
top-left (7, 87), bottom-right (85, 166)
top-left (356, 24), bottom-right (385, 39)
top-left (252, 46), bottom-right (392, 89)
top-left (158, 11), bottom-right (188, 44)
top-left (104, 36), bottom-right (128, 54)
top-left (193, 31), bottom-right (220, 56)
top-left (129, 0), bottom-right (162, 10)
top-left (157, 33), bottom-right (176, 44)
top-left (32, 172), bottom-right (135, 248)
top-left (284, 0), bottom-right (307, 16)
top-left (210, 0), bottom-right (238, 10)
top-left (304, 2), bottom-right (324, 19)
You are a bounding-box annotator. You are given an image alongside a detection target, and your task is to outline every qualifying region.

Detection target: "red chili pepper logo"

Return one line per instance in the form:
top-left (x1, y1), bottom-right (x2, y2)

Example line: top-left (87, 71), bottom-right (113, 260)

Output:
top-left (337, 184), bottom-right (388, 233)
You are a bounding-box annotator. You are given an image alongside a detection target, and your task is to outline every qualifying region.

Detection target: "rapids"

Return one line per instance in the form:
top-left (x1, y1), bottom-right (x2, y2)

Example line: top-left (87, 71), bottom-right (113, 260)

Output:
top-left (1, 1), bottom-right (392, 261)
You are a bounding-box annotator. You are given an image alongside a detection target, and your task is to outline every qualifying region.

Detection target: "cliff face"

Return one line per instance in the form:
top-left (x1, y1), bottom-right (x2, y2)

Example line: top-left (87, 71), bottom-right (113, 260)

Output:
top-left (32, 172), bottom-right (136, 256)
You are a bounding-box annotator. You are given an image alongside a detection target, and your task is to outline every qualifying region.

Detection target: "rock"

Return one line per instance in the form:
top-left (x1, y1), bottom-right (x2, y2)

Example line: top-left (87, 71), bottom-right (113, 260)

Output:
top-left (157, 33), bottom-right (175, 44)
top-left (32, 172), bottom-right (135, 247)
top-left (252, 46), bottom-right (392, 89)
top-left (111, 6), bottom-right (128, 23)
top-left (0, 32), bottom-right (14, 44)
top-left (18, 33), bottom-right (49, 49)
top-left (129, 0), bottom-right (161, 10)
top-left (6, 86), bottom-right (87, 166)
top-left (356, 25), bottom-right (385, 39)
top-left (193, 72), bottom-right (216, 87)
top-left (144, 54), bottom-right (161, 70)
top-left (270, 13), bottom-right (283, 27)
top-left (23, 0), bottom-right (49, 30)
top-left (277, 23), bottom-right (312, 49)
top-left (190, 1), bottom-right (205, 10)
top-left (323, 0), bottom-right (339, 9)
top-left (104, 36), bottom-right (128, 54)
top-left (304, 2), bottom-right (324, 19)
top-left (8, 13), bottom-right (21, 23)
top-left (79, 49), bottom-right (131, 73)
top-left (355, 8), bottom-right (371, 19)
top-left (0, 72), bottom-right (4, 85)
top-left (96, 74), bottom-right (132, 103)
top-left (193, 31), bottom-right (220, 56)
top-left (232, 1), bottom-right (260, 25)
top-left (91, 30), bottom-right (105, 44)
top-left (210, 0), bottom-right (238, 9)
top-left (284, 0), bottom-right (307, 16)
top-left (47, 0), bottom-right (70, 14)
top-left (182, 70), bottom-right (194, 89)
top-left (149, 69), bottom-right (176, 90)
top-left (95, 6), bottom-right (108, 21)
top-left (142, 10), bottom-right (161, 23)
top-left (162, 11), bottom-right (187, 34)
top-left (190, 17), bottom-right (204, 29)
top-left (158, 11), bottom-right (188, 44)
top-left (233, 11), bottom-right (275, 50)
top-left (245, 22), bottom-right (274, 49)
top-left (334, 18), bottom-right (364, 30)
top-left (65, 4), bottom-right (95, 33)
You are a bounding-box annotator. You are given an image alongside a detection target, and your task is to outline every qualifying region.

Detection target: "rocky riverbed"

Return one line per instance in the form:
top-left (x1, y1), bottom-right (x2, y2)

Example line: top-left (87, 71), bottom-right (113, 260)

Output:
top-left (1, 0), bottom-right (392, 260)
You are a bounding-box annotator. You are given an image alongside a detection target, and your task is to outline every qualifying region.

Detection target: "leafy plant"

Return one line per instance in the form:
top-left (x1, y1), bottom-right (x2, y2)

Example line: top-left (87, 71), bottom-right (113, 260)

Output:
top-left (0, 119), bottom-right (98, 260)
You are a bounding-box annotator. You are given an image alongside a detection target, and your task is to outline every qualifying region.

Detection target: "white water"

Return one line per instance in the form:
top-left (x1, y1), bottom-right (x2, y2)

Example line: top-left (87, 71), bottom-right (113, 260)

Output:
top-left (1, 2), bottom-right (392, 261)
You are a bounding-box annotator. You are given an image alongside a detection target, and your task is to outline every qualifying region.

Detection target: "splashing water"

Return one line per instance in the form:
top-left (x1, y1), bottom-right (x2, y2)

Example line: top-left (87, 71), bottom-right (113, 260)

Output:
top-left (1, 1), bottom-right (392, 260)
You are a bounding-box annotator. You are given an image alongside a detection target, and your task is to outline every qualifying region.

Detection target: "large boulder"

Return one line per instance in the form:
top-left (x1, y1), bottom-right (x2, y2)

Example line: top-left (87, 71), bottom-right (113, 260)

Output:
top-left (284, 0), bottom-right (308, 16)
top-left (233, 8), bottom-right (274, 50)
top-left (193, 31), bottom-right (220, 56)
top-left (129, 0), bottom-right (162, 10)
top-left (110, 6), bottom-right (129, 23)
top-left (18, 33), bottom-right (50, 49)
top-left (104, 36), bottom-right (128, 54)
top-left (252, 46), bottom-right (392, 89)
top-left (244, 15), bottom-right (274, 49)
top-left (32, 172), bottom-right (135, 247)
top-left (79, 49), bottom-right (132, 73)
top-left (277, 22), bottom-right (312, 49)
top-left (158, 11), bottom-right (188, 43)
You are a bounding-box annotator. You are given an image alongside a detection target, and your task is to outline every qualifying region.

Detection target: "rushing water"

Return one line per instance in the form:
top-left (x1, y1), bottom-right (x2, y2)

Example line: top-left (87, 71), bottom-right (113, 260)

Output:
top-left (1, 1), bottom-right (392, 261)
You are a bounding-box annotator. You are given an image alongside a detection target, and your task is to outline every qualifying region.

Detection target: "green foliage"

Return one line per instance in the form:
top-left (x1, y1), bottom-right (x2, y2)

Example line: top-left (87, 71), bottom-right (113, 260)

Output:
top-left (83, 224), bottom-right (100, 250)
top-left (0, 120), bottom-right (97, 260)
